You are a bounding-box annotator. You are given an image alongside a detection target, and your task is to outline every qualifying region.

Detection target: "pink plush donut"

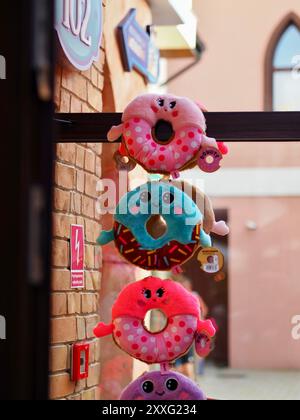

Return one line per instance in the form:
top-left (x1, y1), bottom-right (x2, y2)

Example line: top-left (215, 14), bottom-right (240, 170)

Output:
top-left (94, 277), bottom-right (216, 364)
top-left (108, 94), bottom-right (228, 177)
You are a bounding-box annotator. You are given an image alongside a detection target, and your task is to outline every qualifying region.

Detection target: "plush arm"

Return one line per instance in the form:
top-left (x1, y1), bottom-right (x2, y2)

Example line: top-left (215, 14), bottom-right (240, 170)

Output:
top-left (199, 229), bottom-right (212, 248)
top-left (201, 135), bottom-right (218, 150)
top-left (93, 322), bottom-right (114, 338)
top-left (107, 124), bottom-right (124, 142)
top-left (97, 230), bottom-right (115, 246)
top-left (197, 319), bottom-right (216, 338)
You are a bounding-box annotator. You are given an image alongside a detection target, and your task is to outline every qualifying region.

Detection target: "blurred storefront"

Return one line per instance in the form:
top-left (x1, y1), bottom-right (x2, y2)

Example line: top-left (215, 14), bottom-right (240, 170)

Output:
top-left (169, 0), bottom-right (300, 371)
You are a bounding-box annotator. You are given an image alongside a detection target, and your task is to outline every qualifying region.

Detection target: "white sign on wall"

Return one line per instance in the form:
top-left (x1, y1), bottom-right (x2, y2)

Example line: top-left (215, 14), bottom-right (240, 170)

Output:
top-left (55, 0), bottom-right (103, 71)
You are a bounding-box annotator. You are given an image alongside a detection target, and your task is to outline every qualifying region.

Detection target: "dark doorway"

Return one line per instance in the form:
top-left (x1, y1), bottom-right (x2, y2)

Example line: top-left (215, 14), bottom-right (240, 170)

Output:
top-left (0, 1), bottom-right (55, 399)
top-left (184, 209), bottom-right (229, 367)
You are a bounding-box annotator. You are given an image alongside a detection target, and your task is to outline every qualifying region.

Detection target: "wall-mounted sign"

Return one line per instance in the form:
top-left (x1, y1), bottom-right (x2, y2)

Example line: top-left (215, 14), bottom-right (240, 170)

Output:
top-left (55, 0), bottom-right (103, 71)
top-left (70, 225), bottom-right (85, 289)
top-left (118, 9), bottom-right (160, 84)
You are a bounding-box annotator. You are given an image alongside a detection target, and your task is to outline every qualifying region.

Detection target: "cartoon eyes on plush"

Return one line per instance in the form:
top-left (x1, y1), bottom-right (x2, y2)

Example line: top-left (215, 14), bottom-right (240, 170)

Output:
top-left (119, 371), bottom-right (207, 401)
top-left (155, 98), bottom-right (177, 111)
top-left (141, 378), bottom-right (178, 396)
top-left (108, 93), bottom-right (228, 177)
top-left (142, 287), bottom-right (165, 300)
top-left (93, 277), bottom-right (216, 365)
top-left (97, 181), bottom-right (229, 273)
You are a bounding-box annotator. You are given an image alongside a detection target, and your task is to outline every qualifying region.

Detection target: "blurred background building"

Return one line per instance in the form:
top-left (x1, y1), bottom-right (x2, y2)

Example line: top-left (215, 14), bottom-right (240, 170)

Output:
top-left (37, 0), bottom-right (300, 400)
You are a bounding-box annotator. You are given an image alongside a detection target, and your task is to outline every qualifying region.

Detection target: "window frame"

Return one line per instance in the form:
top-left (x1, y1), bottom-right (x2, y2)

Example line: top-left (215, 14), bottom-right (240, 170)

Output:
top-left (264, 12), bottom-right (300, 111)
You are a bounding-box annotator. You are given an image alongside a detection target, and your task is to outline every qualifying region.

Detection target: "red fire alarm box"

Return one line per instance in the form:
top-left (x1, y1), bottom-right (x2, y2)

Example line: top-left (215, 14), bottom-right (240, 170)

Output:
top-left (71, 343), bottom-right (90, 381)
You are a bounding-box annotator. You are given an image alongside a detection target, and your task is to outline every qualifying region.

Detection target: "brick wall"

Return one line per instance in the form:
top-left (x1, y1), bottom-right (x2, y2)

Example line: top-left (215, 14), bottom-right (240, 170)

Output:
top-left (50, 21), bottom-right (105, 402)
top-left (50, 0), bottom-right (152, 401)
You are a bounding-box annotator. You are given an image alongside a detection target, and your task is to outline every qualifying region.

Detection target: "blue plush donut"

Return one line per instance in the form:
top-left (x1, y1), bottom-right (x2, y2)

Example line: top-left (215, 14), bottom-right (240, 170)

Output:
top-left (97, 182), bottom-right (213, 273)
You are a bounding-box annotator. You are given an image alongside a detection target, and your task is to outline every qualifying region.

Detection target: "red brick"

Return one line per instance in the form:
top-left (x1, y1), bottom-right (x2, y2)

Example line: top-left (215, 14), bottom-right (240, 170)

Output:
top-left (87, 363), bottom-right (100, 388)
top-left (86, 315), bottom-right (99, 339)
top-left (52, 239), bottom-right (69, 267)
top-left (62, 69), bottom-right (87, 101)
top-left (95, 157), bottom-right (102, 178)
top-left (91, 66), bottom-right (98, 86)
top-left (56, 143), bottom-right (76, 164)
top-left (82, 103), bottom-right (95, 113)
top-left (75, 379), bottom-right (87, 393)
top-left (60, 89), bottom-right (71, 112)
top-left (52, 269), bottom-right (71, 291)
top-left (55, 162), bottom-right (75, 190)
top-left (85, 219), bottom-right (100, 243)
top-left (85, 149), bottom-right (95, 173)
top-left (93, 49), bottom-right (105, 72)
top-left (76, 146), bottom-right (85, 169)
top-left (85, 173), bottom-right (98, 198)
top-left (67, 293), bottom-right (81, 314)
top-left (70, 96), bottom-right (82, 113)
top-left (89, 339), bottom-right (100, 364)
top-left (67, 394), bottom-right (81, 401)
top-left (81, 67), bottom-right (91, 79)
top-left (77, 170), bottom-right (85, 193)
top-left (50, 345), bottom-right (69, 372)
top-left (53, 213), bottom-right (76, 239)
top-left (71, 192), bottom-right (82, 215)
top-left (53, 188), bottom-right (71, 212)
top-left (51, 317), bottom-right (77, 344)
top-left (91, 271), bottom-right (101, 291)
top-left (51, 293), bottom-right (67, 316)
top-left (82, 388), bottom-right (95, 400)
top-left (82, 196), bottom-right (95, 219)
top-left (49, 373), bottom-right (75, 399)
top-left (89, 143), bottom-right (102, 156)
top-left (95, 246), bottom-right (102, 270)
top-left (85, 245), bottom-right (95, 269)
top-left (76, 316), bottom-right (86, 340)
top-left (54, 68), bottom-right (62, 110)
top-left (82, 294), bottom-right (97, 314)
top-left (97, 73), bottom-right (104, 91)
top-left (87, 82), bottom-right (103, 112)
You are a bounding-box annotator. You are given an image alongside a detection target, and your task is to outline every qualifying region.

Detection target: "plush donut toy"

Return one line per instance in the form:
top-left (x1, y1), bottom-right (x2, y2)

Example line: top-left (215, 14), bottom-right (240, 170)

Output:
top-left (108, 93), bottom-right (228, 178)
top-left (97, 181), bottom-right (229, 274)
top-left (120, 370), bottom-right (207, 401)
top-left (93, 277), bottom-right (216, 364)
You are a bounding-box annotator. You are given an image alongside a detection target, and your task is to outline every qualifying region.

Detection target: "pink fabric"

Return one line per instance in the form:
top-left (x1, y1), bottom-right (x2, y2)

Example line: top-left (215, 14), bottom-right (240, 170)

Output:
top-left (122, 94), bottom-right (207, 132)
top-left (113, 315), bottom-right (198, 364)
top-left (123, 118), bottom-right (202, 172)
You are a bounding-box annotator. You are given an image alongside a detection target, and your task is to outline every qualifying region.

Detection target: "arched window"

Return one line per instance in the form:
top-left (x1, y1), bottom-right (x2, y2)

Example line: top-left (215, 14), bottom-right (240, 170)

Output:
top-left (265, 14), bottom-right (300, 111)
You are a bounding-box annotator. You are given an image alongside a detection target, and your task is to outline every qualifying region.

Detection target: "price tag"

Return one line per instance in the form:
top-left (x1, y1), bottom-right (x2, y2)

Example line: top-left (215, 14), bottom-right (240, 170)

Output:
top-left (198, 248), bottom-right (224, 274)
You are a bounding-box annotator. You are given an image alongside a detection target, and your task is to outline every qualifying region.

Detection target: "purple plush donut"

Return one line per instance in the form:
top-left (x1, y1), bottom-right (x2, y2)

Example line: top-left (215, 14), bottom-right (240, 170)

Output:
top-left (119, 370), bottom-right (207, 401)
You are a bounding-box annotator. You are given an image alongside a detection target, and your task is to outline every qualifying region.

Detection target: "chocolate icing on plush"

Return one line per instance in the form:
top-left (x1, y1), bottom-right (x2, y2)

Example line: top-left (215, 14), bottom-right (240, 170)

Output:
top-left (98, 181), bottom-right (212, 251)
top-left (119, 370), bottom-right (207, 401)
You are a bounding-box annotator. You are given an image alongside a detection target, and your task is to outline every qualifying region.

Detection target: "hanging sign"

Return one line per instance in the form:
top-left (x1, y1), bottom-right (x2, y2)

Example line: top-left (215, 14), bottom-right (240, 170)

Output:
top-left (118, 9), bottom-right (160, 84)
top-left (70, 225), bottom-right (85, 289)
top-left (55, 0), bottom-right (103, 71)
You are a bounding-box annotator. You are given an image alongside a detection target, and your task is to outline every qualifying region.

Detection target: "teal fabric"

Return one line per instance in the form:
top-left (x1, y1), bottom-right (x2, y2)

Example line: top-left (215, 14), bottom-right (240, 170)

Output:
top-left (98, 182), bottom-right (212, 250)
top-left (97, 229), bottom-right (114, 245)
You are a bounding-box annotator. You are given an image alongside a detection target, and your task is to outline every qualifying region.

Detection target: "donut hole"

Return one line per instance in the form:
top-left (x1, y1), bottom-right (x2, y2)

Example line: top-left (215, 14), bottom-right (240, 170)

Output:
top-left (144, 309), bottom-right (168, 334)
top-left (152, 120), bottom-right (175, 145)
top-left (205, 155), bottom-right (214, 165)
top-left (146, 215), bottom-right (167, 239)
